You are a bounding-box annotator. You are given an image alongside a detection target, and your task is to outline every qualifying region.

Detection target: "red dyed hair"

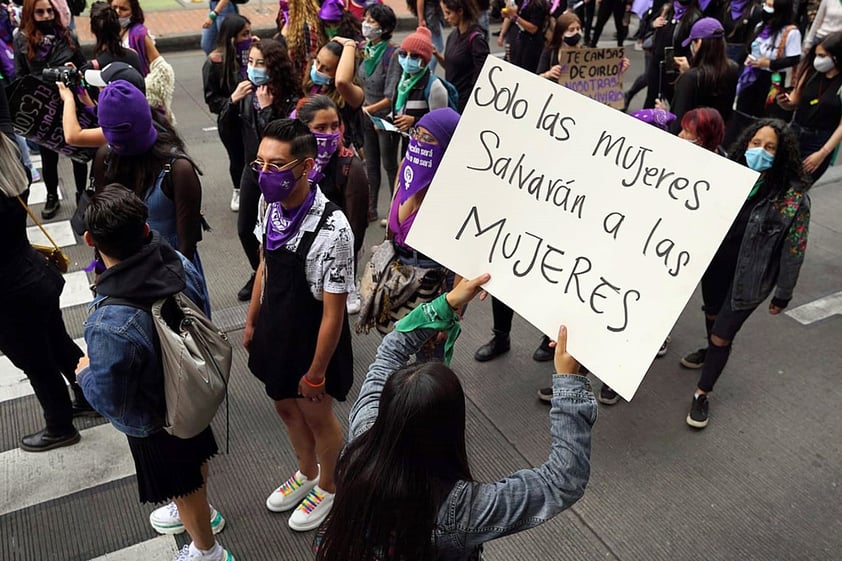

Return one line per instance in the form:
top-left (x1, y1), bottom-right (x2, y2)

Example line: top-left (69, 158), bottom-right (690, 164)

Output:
top-left (681, 107), bottom-right (724, 152)
top-left (21, 0), bottom-right (75, 61)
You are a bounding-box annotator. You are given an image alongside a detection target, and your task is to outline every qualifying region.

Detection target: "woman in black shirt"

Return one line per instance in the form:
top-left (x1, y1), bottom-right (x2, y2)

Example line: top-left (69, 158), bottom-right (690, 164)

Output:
top-left (507, 0), bottom-right (550, 73)
top-left (438, 0), bottom-right (490, 113)
top-left (776, 31), bottom-right (842, 184)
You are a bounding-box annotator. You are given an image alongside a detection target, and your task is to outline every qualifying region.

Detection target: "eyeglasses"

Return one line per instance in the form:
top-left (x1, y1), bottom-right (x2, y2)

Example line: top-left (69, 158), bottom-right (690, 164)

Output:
top-left (34, 7), bottom-right (55, 16)
top-left (397, 50), bottom-right (423, 60)
top-left (408, 127), bottom-right (437, 144)
top-left (249, 158), bottom-right (300, 173)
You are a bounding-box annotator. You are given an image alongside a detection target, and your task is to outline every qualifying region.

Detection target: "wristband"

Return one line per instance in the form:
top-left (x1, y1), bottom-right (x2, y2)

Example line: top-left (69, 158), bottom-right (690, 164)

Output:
top-left (302, 375), bottom-right (325, 388)
top-left (208, 10), bottom-right (217, 20)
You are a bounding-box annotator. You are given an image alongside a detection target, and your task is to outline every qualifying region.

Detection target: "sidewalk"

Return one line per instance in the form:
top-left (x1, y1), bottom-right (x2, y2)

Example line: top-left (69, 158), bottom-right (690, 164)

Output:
top-left (73, 0), bottom-right (415, 52)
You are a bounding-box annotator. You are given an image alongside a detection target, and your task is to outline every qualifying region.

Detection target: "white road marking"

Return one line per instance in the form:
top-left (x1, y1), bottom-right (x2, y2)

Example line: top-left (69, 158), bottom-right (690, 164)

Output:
top-left (0, 423), bottom-right (134, 516)
top-left (27, 220), bottom-right (77, 248)
top-left (60, 271), bottom-right (93, 309)
top-left (27, 181), bottom-right (64, 205)
top-left (88, 536), bottom-right (180, 561)
top-left (786, 291), bottom-right (842, 325)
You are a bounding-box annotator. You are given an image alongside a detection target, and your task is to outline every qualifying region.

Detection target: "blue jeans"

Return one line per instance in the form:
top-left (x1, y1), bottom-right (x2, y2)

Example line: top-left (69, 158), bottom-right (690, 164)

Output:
top-left (201, 0), bottom-right (239, 55)
top-left (14, 134), bottom-right (32, 169)
top-left (422, 4), bottom-right (444, 72)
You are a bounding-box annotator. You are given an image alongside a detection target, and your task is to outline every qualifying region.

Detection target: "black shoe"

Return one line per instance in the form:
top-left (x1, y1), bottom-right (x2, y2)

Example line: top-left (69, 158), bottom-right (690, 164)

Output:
top-left (597, 385), bottom-right (620, 405)
top-left (20, 429), bottom-right (81, 452)
top-left (492, 29), bottom-right (501, 37)
top-left (41, 194), bottom-right (60, 220)
top-left (537, 386), bottom-right (553, 403)
top-left (70, 384), bottom-right (99, 418)
top-left (474, 330), bottom-right (510, 362)
top-left (532, 336), bottom-right (554, 362)
top-left (680, 348), bottom-right (707, 369)
top-left (686, 393), bottom-right (709, 428)
top-left (237, 273), bottom-right (256, 301)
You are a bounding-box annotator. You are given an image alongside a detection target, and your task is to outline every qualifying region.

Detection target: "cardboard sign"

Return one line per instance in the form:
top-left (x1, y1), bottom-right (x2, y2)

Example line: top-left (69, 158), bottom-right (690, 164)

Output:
top-left (7, 76), bottom-right (97, 162)
top-left (557, 47), bottom-right (625, 109)
top-left (405, 58), bottom-right (758, 400)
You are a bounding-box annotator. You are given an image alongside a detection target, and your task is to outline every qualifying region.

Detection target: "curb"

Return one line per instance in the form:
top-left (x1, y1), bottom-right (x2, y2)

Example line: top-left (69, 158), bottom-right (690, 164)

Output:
top-left (111, 15), bottom-right (418, 54)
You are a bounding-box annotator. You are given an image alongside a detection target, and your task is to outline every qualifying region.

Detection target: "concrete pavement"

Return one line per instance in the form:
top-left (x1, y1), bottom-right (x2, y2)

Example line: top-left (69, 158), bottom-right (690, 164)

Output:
top-left (1, 43), bottom-right (841, 561)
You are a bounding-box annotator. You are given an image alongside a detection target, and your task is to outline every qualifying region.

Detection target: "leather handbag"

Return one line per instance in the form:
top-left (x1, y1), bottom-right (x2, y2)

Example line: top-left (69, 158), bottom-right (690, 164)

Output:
top-left (17, 196), bottom-right (71, 274)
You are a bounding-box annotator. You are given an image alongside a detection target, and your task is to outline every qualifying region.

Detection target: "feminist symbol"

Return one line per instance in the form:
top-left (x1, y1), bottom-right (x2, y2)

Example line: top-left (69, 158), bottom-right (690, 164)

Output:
top-left (403, 164), bottom-right (414, 189)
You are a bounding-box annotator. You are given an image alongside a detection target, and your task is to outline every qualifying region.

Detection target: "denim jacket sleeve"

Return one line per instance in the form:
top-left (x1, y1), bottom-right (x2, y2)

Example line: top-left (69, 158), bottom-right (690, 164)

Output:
top-left (348, 326), bottom-right (440, 440)
top-left (774, 192), bottom-right (810, 303)
top-left (443, 374), bottom-right (596, 551)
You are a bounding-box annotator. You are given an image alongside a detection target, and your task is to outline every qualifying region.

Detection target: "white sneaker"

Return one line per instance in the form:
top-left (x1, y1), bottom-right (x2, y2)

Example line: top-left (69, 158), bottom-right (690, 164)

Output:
top-left (346, 289), bottom-right (361, 315)
top-left (288, 485), bottom-right (335, 532)
top-left (172, 542), bottom-right (234, 561)
top-left (266, 469), bottom-right (319, 512)
top-left (379, 218), bottom-right (387, 227)
top-left (230, 189), bottom-right (240, 212)
top-left (150, 501), bottom-right (226, 535)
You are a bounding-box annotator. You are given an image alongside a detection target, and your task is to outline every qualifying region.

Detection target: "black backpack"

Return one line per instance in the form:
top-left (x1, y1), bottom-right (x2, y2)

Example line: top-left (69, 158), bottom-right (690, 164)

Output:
top-left (68, 0), bottom-right (86, 16)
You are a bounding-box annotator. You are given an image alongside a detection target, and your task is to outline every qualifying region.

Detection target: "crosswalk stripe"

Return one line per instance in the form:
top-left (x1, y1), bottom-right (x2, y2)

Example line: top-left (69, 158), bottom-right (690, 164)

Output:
top-left (0, 423), bottom-right (134, 516)
top-left (87, 536), bottom-right (179, 561)
top-left (27, 181), bottom-right (64, 206)
top-left (27, 220), bottom-right (77, 248)
top-left (0, 339), bottom-right (86, 404)
top-left (60, 271), bottom-right (93, 309)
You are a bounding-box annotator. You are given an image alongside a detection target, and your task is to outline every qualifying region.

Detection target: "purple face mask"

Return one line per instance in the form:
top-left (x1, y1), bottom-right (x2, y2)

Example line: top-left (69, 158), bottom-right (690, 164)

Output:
top-left (309, 131), bottom-right (341, 184)
top-left (258, 164), bottom-right (304, 203)
top-left (397, 137), bottom-right (445, 203)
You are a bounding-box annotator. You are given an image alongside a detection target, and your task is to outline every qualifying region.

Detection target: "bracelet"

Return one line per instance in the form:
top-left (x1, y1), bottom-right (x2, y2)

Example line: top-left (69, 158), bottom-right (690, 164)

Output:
top-left (302, 375), bottom-right (325, 388)
top-left (208, 10), bottom-right (217, 20)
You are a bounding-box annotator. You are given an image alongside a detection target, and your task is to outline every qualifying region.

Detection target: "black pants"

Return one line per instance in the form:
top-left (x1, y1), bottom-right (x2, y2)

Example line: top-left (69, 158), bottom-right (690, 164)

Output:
top-left (363, 120), bottom-right (399, 216)
top-left (237, 167), bottom-right (261, 271)
top-left (591, 0), bottom-right (627, 46)
top-left (218, 115), bottom-right (245, 191)
top-left (792, 123), bottom-right (834, 186)
top-left (39, 146), bottom-right (87, 198)
top-left (490, 296), bottom-right (515, 333)
top-left (0, 255), bottom-right (82, 434)
top-left (576, 0), bottom-right (596, 42)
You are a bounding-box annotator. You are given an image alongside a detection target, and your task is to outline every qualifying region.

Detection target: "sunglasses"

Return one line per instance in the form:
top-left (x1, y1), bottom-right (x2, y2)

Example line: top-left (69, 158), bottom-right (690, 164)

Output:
top-left (249, 158), bottom-right (301, 173)
top-left (397, 50), bottom-right (423, 60)
top-left (408, 127), bottom-right (437, 144)
top-left (34, 7), bottom-right (55, 16)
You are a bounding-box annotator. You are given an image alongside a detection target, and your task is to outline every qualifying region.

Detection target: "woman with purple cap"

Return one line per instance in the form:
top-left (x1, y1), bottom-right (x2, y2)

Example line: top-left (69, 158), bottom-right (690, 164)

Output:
top-left (91, 80), bottom-right (211, 315)
top-left (358, 108), bottom-right (462, 361)
top-left (319, 0), bottom-right (363, 42)
top-left (655, 17), bottom-right (739, 134)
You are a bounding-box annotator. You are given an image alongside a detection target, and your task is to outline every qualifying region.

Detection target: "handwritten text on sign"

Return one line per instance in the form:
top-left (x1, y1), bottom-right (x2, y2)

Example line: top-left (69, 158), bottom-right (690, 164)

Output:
top-left (558, 47), bottom-right (625, 109)
top-left (405, 59), bottom-right (758, 400)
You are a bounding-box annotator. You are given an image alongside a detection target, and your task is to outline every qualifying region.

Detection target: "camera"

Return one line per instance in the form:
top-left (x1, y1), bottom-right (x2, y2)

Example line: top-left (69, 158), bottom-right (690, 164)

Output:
top-left (42, 66), bottom-right (80, 87)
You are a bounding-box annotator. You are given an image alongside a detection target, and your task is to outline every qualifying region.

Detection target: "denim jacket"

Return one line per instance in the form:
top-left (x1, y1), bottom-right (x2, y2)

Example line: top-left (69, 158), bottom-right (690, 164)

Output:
top-left (78, 239), bottom-right (206, 438)
top-left (731, 186), bottom-right (810, 310)
top-left (348, 308), bottom-right (598, 560)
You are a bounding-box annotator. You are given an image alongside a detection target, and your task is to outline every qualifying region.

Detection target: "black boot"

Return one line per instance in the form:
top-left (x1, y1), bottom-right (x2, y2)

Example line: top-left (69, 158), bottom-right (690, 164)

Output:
top-left (532, 335), bottom-right (554, 362)
top-left (237, 273), bottom-right (256, 301)
top-left (474, 330), bottom-right (511, 362)
top-left (70, 383), bottom-right (99, 418)
top-left (41, 194), bottom-right (60, 219)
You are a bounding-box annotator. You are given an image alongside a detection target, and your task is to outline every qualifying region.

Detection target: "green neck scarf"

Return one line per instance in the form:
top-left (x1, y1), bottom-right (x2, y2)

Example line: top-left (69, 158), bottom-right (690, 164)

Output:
top-left (363, 40), bottom-right (389, 76)
top-left (395, 67), bottom-right (428, 114)
top-left (747, 177), bottom-right (764, 199)
top-left (394, 293), bottom-right (461, 365)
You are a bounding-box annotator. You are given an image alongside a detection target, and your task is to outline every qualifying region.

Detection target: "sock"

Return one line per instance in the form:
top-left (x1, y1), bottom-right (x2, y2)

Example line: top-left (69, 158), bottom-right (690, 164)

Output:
top-left (190, 542), bottom-right (220, 556)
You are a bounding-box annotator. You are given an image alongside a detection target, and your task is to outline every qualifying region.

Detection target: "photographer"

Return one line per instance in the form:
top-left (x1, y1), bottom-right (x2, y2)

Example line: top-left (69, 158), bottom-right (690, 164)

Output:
top-left (13, 0), bottom-right (87, 219)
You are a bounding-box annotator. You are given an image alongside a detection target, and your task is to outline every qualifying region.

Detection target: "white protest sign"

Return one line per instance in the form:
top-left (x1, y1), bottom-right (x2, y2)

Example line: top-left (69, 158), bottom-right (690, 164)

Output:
top-left (405, 58), bottom-right (758, 400)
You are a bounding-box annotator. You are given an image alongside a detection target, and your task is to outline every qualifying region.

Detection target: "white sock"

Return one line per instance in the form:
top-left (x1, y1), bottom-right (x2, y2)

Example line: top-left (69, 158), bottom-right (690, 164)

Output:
top-left (190, 542), bottom-right (220, 556)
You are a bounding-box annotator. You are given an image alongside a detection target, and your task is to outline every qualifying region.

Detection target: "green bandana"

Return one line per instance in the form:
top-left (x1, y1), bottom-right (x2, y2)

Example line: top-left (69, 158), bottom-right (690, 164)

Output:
top-left (747, 178), bottom-right (764, 199)
top-left (394, 67), bottom-right (428, 114)
top-left (394, 293), bottom-right (461, 365)
top-left (363, 40), bottom-right (389, 76)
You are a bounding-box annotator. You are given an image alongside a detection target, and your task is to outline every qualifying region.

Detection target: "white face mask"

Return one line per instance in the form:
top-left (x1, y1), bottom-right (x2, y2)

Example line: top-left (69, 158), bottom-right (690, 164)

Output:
top-left (118, 16), bottom-right (131, 29)
top-left (762, 4), bottom-right (774, 13)
top-left (814, 55), bottom-right (836, 74)
top-left (362, 22), bottom-right (382, 41)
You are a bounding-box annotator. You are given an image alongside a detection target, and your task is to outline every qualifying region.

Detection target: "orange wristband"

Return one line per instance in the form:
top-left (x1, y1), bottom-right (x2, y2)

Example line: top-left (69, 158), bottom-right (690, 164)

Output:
top-left (302, 376), bottom-right (325, 388)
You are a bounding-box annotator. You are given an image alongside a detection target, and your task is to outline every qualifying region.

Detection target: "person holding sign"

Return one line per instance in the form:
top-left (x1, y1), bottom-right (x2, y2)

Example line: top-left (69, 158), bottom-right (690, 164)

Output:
top-left (683, 119), bottom-right (810, 429)
top-left (315, 274), bottom-right (597, 561)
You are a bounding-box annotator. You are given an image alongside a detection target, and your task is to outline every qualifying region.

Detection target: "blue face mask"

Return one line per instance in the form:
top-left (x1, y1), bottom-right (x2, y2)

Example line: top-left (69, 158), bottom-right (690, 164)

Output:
top-left (399, 54), bottom-right (423, 75)
top-left (247, 66), bottom-right (270, 86)
top-left (744, 147), bottom-right (775, 172)
top-left (310, 65), bottom-right (332, 86)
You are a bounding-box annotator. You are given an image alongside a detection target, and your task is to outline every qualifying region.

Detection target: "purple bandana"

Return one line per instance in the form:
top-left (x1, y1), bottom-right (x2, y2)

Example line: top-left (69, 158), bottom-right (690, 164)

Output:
top-left (730, 0), bottom-right (749, 20)
top-left (236, 38), bottom-right (252, 79)
top-left (308, 131), bottom-right (341, 184)
top-left (265, 187), bottom-right (317, 251)
top-left (397, 137), bottom-right (444, 203)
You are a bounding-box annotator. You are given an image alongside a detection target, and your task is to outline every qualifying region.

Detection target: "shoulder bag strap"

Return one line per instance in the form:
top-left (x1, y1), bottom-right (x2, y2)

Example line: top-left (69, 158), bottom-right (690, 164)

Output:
top-left (17, 196), bottom-right (61, 252)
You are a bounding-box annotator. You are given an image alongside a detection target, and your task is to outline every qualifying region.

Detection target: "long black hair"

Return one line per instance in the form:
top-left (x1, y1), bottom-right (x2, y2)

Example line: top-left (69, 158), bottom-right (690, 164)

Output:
top-left (690, 35), bottom-right (734, 93)
top-left (316, 362), bottom-right (473, 561)
top-left (251, 39), bottom-right (303, 113)
top-left (795, 30), bottom-right (842, 88)
top-left (728, 118), bottom-right (809, 195)
top-left (90, 1), bottom-right (126, 56)
top-left (214, 14), bottom-right (251, 93)
top-left (761, 0), bottom-right (794, 35)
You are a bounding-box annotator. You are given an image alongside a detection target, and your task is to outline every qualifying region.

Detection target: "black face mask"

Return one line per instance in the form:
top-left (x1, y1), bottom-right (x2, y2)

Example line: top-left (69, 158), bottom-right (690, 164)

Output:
top-left (563, 33), bottom-right (581, 46)
top-left (34, 19), bottom-right (55, 34)
top-left (677, 0), bottom-right (692, 6)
